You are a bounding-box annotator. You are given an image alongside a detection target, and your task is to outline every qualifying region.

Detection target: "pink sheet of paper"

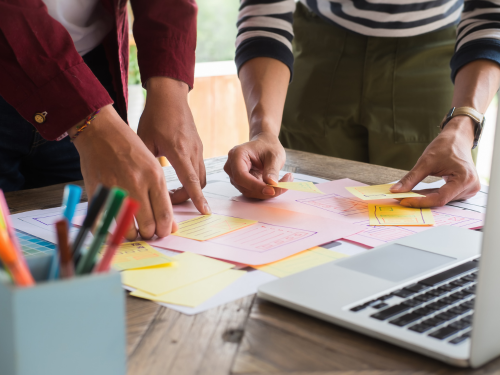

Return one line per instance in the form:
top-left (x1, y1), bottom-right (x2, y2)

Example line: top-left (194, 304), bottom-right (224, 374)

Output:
top-left (149, 199), bottom-right (363, 265)
top-left (235, 178), bottom-right (484, 248)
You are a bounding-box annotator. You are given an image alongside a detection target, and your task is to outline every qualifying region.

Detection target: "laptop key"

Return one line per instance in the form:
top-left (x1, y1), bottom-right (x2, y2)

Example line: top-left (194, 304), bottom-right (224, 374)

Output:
top-left (392, 289), bottom-right (415, 298)
top-left (429, 325), bottom-right (461, 340)
top-left (449, 335), bottom-right (469, 345)
top-left (413, 307), bottom-right (434, 316)
top-left (406, 283), bottom-right (429, 293)
top-left (389, 312), bottom-right (421, 327)
top-left (372, 302), bottom-right (388, 309)
top-left (371, 304), bottom-right (411, 320)
top-left (420, 262), bottom-right (478, 287)
top-left (402, 299), bottom-right (423, 307)
top-left (409, 323), bottom-right (433, 333)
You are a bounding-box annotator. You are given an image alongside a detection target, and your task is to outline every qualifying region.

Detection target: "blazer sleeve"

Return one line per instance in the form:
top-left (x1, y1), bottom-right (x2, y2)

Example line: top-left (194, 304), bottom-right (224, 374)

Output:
top-left (0, 0), bottom-right (113, 140)
top-left (130, 0), bottom-right (197, 90)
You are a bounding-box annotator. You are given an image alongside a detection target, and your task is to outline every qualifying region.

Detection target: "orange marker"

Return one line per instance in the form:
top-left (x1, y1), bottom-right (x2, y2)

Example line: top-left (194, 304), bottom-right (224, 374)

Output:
top-left (0, 227), bottom-right (34, 287)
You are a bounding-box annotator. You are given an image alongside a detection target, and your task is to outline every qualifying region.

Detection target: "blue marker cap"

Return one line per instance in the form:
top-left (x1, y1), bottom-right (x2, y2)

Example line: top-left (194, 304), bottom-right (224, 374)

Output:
top-left (62, 185), bottom-right (82, 224)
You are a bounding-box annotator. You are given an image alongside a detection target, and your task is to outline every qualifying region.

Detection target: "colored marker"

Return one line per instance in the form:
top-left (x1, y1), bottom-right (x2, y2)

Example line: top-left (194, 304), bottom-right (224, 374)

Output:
top-left (0, 219), bottom-right (34, 287)
top-left (94, 198), bottom-right (139, 273)
top-left (72, 185), bottom-right (110, 264)
top-left (0, 190), bottom-right (25, 263)
top-left (49, 184), bottom-right (83, 280)
top-left (76, 188), bottom-right (127, 275)
top-left (62, 185), bottom-right (82, 223)
top-left (55, 219), bottom-right (74, 279)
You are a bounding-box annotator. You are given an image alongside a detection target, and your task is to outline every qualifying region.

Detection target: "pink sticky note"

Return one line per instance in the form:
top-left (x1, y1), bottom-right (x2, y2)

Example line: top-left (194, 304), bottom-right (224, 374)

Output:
top-left (151, 199), bottom-right (363, 265)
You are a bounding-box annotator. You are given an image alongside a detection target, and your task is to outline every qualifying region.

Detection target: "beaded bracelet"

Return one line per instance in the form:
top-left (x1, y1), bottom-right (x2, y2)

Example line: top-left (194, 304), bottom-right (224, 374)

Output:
top-left (70, 109), bottom-right (101, 142)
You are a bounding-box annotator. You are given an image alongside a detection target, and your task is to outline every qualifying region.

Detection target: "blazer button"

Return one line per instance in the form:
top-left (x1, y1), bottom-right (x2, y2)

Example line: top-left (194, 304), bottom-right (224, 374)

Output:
top-left (34, 111), bottom-right (48, 124)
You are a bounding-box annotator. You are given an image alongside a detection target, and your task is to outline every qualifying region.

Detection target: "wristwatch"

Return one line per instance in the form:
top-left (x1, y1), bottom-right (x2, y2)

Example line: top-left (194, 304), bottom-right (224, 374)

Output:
top-left (440, 106), bottom-right (485, 149)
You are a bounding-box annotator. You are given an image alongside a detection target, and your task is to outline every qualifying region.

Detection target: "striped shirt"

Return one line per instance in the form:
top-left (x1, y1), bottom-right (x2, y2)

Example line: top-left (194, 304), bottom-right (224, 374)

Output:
top-left (235, 0), bottom-right (500, 81)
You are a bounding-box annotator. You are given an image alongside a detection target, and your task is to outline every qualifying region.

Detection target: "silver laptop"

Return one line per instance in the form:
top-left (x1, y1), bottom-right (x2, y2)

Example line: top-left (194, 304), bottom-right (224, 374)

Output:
top-left (258, 117), bottom-right (500, 368)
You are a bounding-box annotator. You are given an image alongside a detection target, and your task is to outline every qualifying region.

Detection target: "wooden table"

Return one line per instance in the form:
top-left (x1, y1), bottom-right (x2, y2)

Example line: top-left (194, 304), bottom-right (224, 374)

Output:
top-left (5, 149), bottom-right (499, 375)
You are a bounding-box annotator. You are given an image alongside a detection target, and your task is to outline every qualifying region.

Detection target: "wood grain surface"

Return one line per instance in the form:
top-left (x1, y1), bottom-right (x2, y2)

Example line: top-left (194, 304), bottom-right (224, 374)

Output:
top-left (5, 150), bottom-right (493, 375)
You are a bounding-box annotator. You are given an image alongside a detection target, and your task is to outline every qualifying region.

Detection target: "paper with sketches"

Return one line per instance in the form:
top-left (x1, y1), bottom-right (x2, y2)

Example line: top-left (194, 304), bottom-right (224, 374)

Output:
top-left (130, 269), bottom-right (246, 307)
top-left (270, 181), bottom-right (324, 194)
top-left (150, 198), bottom-right (363, 265)
top-left (368, 205), bottom-right (434, 226)
top-left (346, 183), bottom-right (425, 200)
top-left (108, 241), bottom-right (173, 271)
top-left (254, 246), bottom-right (347, 278)
top-left (121, 252), bottom-right (234, 296)
top-left (172, 214), bottom-right (257, 241)
top-left (234, 178), bottom-right (484, 248)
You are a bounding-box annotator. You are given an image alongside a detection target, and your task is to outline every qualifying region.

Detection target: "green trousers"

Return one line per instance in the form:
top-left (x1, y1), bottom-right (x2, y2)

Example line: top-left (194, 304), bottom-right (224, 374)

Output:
top-left (280, 3), bottom-right (457, 171)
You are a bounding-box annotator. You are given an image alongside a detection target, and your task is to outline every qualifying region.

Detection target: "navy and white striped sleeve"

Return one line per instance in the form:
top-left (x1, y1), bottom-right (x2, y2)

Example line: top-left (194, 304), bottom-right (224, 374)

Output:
top-left (451, 0), bottom-right (500, 81)
top-left (235, 0), bottom-right (296, 78)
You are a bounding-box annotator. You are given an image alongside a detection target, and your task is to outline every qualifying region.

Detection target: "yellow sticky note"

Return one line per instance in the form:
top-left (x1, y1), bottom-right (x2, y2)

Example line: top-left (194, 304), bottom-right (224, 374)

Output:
top-left (254, 246), bottom-right (347, 278)
top-left (105, 241), bottom-right (173, 271)
top-left (171, 214), bottom-right (257, 241)
top-left (368, 204), bottom-right (435, 226)
top-left (270, 181), bottom-right (324, 194)
top-left (130, 269), bottom-right (246, 307)
top-left (121, 252), bottom-right (234, 295)
top-left (346, 183), bottom-right (425, 200)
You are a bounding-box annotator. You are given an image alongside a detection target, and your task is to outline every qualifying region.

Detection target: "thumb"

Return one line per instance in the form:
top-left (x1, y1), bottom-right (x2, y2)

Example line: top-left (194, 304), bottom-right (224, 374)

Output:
top-left (262, 154), bottom-right (281, 186)
top-left (390, 165), bottom-right (428, 193)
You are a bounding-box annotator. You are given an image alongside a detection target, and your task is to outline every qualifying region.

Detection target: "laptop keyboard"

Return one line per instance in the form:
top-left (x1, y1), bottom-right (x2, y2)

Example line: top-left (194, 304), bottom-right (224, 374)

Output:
top-left (350, 259), bottom-right (479, 345)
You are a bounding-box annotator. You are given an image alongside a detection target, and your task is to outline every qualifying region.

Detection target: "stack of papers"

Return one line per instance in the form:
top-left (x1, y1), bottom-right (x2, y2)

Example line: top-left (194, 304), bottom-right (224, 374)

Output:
top-left (123, 252), bottom-right (246, 307)
top-left (8, 170), bottom-right (487, 315)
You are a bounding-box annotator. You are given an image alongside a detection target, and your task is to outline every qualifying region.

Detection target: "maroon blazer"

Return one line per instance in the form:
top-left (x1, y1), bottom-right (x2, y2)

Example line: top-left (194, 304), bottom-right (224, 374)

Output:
top-left (0, 0), bottom-right (197, 140)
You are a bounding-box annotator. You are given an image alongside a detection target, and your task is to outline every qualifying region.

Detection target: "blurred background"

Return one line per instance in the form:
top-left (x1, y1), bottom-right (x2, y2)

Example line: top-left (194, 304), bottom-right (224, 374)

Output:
top-left (127, 0), bottom-right (496, 185)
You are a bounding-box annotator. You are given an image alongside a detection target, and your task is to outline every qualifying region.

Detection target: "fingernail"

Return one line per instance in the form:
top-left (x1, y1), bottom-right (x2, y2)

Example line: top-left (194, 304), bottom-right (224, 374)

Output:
top-left (203, 203), bottom-right (212, 215)
top-left (263, 186), bottom-right (275, 196)
top-left (391, 182), bottom-right (402, 191)
top-left (268, 176), bottom-right (279, 186)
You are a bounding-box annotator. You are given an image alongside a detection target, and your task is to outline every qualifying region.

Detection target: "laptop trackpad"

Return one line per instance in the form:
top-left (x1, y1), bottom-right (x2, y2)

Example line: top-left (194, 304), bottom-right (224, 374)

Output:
top-left (336, 244), bottom-right (455, 282)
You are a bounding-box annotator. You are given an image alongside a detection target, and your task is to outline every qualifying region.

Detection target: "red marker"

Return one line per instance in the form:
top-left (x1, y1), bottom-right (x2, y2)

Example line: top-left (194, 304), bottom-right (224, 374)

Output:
top-left (55, 220), bottom-right (74, 279)
top-left (94, 198), bottom-right (139, 273)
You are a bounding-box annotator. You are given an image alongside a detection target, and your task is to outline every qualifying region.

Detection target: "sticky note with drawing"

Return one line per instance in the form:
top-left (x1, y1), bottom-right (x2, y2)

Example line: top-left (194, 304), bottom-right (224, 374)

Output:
top-left (171, 214), bottom-right (258, 241)
top-left (368, 204), bottom-right (434, 226)
top-left (269, 181), bottom-right (324, 194)
top-left (345, 183), bottom-right (425, 200)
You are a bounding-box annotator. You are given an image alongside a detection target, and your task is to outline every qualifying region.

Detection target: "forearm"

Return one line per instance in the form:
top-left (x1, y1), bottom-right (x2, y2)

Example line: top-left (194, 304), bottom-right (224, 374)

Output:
top-left (445, 60), bottom-right (500, 143)
top-left (239, 58), bottom-right (290, 139)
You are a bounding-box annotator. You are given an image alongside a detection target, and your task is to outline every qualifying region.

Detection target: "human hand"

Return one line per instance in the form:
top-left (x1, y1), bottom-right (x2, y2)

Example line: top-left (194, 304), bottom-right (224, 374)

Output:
top-left (137, 77), bottom-right (210, 215)
top-left (72, 105), bottom-right (177, 240)
top-left (390, 117), bottom-right (480, 207)
top-left (224, 132), bottom-right (291, 199)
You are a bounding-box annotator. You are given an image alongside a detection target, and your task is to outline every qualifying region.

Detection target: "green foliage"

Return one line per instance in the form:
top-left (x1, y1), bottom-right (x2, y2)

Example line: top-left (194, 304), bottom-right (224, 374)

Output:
top-left (128, 45), bottom-right (141, 85)
top-left (196, 0), bottom-right (238, 62)
top-left (128, 0), bottom-right (238, 85)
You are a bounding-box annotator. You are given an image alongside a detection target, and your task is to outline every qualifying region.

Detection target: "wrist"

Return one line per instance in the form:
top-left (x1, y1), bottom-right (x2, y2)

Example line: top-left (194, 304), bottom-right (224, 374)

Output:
top-left (249, 118), bottom-right (280, 140)
top-left (440, 116), bottom-right (475, 147)
top-left (72, 105), bottom-right (122, 149)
